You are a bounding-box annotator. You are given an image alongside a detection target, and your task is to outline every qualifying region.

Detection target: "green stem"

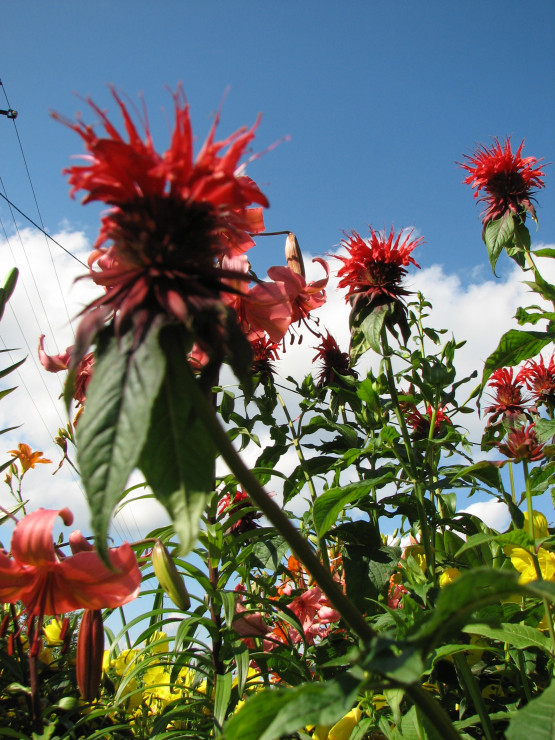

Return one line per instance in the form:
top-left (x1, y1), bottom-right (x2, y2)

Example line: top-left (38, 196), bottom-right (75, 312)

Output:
top-left (190, 374), bottom-right (374, 642)
top-left (453, 654), bottom-right (497, 740)
top-left (517, 649), bottom-right (533, 703)
top-left (523, 461), bottom-right (534, 541)
top-left (522, 461), bottom-right (555, 653)
top-left (184, 359), bottom-right (462, 737)
top-left (275, 390), bottom-right (330, 570)
top-left (508, 462), bottom-right (516, 505)
top-left (381, 332), bottom-right (435, 580)
top-left (405, 684), bottom-right (462, 740)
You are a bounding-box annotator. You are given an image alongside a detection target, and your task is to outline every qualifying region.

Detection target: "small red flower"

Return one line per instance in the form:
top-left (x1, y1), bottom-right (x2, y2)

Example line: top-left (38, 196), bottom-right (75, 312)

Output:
top-left (218, 490), bottom-right (261, 535)
top-left (484, 367), bottom-right (529, 425)
top-left (55, 88), bottom-right (269, 363)
top-left (312, 332), bottom-right (356, 387)
top-left (497, 423), bottom-right (545, 462)
top-left (337, 227), bottom-right (422, 303)
top-left (250, 335), bottom-right (280, 379)
top-left (519, 354), bottom-right (555, 409)
top-left (460, 137), bottom-right (546, 224)
top-left (405, 404), bottom-right (451, 440)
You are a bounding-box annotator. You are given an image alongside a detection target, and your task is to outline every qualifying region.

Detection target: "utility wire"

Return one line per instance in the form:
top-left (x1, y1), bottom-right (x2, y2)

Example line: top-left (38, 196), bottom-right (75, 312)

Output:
top-left (0, 187), bottom-right (87, 269)
top-left (0, 79), bottom-right (80, 338)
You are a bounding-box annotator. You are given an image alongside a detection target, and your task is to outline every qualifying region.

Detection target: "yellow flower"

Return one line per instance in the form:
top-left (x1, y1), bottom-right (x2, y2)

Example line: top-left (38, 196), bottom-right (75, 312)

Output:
top-left (43, 618), bottom-right (64, 646)
top-left (439, 567), bottom-right (462, 588)
top-left (507, 546), bottom-right (555, 584)
top-left (112, 648), bottom-right (138, 676)
top-left (8, 443), bottom-right (51, 472)
top-left (148, 630), bottom-right (170, 654)
top-left (404, 545), bottom-right (426, 573)
top-left (312, 707), bottom-right (362, 740)
top-left (142, 665), bottom-right (176, 708)
top-left (524, 510), bottom-right (549, 539)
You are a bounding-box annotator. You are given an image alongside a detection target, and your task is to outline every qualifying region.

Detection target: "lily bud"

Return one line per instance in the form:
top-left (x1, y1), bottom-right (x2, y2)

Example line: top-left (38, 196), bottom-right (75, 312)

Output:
top-left (152, 540), bottom-right (191, 611)
top-left (285, 232), bottom-right (305, 278)
top-left (76, 609), bottom-right (104, 702)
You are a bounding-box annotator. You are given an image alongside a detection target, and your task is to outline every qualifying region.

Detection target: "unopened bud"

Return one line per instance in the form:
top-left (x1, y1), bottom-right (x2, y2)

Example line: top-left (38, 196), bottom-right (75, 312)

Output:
top-left (76, 609), bottom-right (104, 702)
top-left (152, 540), bottom-right (191, 611)
top-left (285, 233), bottom-right (305, 278)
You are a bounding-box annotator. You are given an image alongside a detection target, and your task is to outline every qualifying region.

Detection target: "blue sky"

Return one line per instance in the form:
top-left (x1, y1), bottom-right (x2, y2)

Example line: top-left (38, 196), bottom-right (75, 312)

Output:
top-left (0, 1), bottom-right (553, 276)
top-left (0, 1), bottom-right (554, 542)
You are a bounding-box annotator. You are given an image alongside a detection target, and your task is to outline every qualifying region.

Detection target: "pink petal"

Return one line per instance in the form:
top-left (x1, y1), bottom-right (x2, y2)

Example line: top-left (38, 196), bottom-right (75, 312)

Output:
top-left (11, 508), bottom-right (73, 568)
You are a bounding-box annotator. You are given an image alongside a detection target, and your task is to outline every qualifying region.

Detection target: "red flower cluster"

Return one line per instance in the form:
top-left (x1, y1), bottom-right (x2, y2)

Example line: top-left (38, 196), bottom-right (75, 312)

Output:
top-left (58, 94), bottom-right (329, 373)
top-left (312, 332), bottom-right (357, 387)
top-left (460, 137), bottom-right (546, 225)
top-left (217, 489), bottom-right (261, 535)
top-left (405, 403), bottom-right (451, 440)
top-left (484, 367), bottom-right (529, 425)
top-left (484, 357), bottom-right (555, 462)
top-left (337, 227), bottom-right (422, 304)
top-left (57, 88), bottom-right (271, 366)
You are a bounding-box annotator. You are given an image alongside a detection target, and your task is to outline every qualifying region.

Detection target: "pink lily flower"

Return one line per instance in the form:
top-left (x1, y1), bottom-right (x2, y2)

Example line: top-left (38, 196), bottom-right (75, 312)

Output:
top-left (0, 508), bottom-right (141, 618)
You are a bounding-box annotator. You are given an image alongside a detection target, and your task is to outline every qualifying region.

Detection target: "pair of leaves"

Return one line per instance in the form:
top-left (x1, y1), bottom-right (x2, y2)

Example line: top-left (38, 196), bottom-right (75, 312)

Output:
top-left (76, 323), bottom-right (214, 559)
top-left (223, 673), bottom-right (361, 740)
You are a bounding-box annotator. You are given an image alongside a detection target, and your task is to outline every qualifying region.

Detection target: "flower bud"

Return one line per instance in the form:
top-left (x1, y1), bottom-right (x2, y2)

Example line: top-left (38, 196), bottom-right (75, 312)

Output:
top-left (285, 232), bottom-right (305, 278)
top-left (152, 540), bottom-right (191, 611)
top-left (76, 609), bottom-right (104, 702)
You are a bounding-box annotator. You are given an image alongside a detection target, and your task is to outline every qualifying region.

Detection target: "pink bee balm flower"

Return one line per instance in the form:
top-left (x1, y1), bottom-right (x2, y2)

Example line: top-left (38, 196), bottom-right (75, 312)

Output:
top-left (460, 137), bottom-right (546, 225)
top-left (0, 508), bottom-right (141, 619)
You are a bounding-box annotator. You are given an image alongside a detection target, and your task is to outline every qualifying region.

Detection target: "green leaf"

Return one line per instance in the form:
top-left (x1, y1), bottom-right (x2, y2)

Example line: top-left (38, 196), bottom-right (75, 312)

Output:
top-left (344, 544), bottom-right (400, 611)
top-left (250, 536), bottom-right (288, 570)
top-left (0, 268), bottom-right (18, 322)
top-left (535, 418), bottom-right (555, 443)
top-left (533, 248), bottom-right (555, 259)
top-left (462, 622), bottom-right (553, 653)
top-left (0, 356), bottom-right (25, 379)
top-left (450, 460), bottom-right (503, 490)
top-left (411, 567), bottom-right (555, 650)
top-left (77, 324), bottom-right (166, 560)
top-left (223, 674), bottom-right (361, 740)
top-left (484, 212), bottom-right (515, 274)
top-left (313, 475), bottom-right (394, 538)
top-left (214, 671), bottom-right (233, 727)
top-left (139, 326), bottom-right (215, 555)
top-left (505, 681), bottom-right (555, 740)
top-left (363, 637), bottom-right (424, 684)
top-left (482, 329), bottom-right (554, 388)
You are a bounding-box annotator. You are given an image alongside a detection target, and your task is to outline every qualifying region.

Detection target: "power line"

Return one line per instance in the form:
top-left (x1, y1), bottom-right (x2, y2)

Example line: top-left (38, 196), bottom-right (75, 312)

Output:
top-left (0, 192), bottom-right (87, 269)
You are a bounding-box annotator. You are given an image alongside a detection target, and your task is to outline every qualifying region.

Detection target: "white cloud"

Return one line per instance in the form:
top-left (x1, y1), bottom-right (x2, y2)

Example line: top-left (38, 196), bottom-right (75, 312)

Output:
top-left (0, 226), bottom-right (553, 548)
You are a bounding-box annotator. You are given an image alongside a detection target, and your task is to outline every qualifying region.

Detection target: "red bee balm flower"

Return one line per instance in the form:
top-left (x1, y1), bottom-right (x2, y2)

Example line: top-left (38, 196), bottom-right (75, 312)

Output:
top-left (519, 354), bottom-right (555, 409)
top-left (484, 367), bottom-right (529, 425)
top-left (405, 404), bottom-right (451, 440)
top-left (337, 227), bottom-right (422, 303)
top-left (460, 137), bottom-right (546, 224)
top-left (55, 88), bottom-right (269, 356)
top-left (0, 508), bottom-right (141, 618)
top-left (497, 423), bottom-right (545, 463)
top-left (313, 332), bottom-right (356, 387)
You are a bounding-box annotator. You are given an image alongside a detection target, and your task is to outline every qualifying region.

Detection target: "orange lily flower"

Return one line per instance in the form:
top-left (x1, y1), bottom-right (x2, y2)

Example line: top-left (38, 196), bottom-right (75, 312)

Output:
top-left (9, 443), bottom-right (51, 473)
